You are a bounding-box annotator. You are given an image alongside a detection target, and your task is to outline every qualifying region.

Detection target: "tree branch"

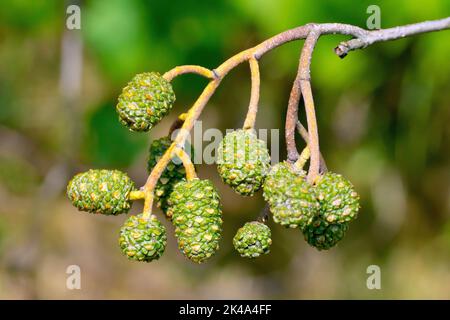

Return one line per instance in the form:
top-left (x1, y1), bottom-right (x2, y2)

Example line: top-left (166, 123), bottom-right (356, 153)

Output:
top-left (334, 17), bottom-right (450, 58)
top-left (141, 17), bottom-right (450, 214)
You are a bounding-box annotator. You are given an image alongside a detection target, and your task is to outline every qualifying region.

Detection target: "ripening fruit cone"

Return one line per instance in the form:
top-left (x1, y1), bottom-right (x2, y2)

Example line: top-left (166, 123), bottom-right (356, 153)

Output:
top-left (302, 216), bottom-right (348, 250)
top-left (119, 214), bottom-right (167, 262)
top-left (168, 179), bottom-right (223, 263)
top-left (314, 172), bottom-right (360, 224)
top-left (263, 162), bottom-right (319, 229)
top-left (233, 221), bottom-right (272, 258)
top-left (67, 169), bottom-right (135, 215)
top-left (217, 129), bottom-right (270, 196)
top-left (147, 137), bottom-right (194, 218)
top-left (116, 72), bottom-right (175, 132)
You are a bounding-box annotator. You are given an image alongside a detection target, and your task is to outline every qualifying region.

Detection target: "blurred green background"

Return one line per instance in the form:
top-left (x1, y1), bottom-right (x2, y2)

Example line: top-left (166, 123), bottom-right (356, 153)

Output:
top-left (0, 0), bottom-right (449, 299)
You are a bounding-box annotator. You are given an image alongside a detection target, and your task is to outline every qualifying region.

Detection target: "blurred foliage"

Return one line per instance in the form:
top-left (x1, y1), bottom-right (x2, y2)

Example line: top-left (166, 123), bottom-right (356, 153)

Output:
top-left (0, 0), bottom-right (59, 31)
top-left (0, 155), bottom-right (40, 194)
top-left (0, 0), bottom-right (449, 299)
top-left (82, 102), bottom-right (147, 167)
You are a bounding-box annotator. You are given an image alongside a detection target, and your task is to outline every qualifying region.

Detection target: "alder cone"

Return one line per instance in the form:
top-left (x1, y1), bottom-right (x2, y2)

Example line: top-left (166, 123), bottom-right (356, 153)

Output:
top-left (116, 72), bottom-right (175, 132)
top-left (302, 216), bottom-right (348, 250)
top-left (67, 169), bottom-right (134, 215)
top-left (263, 162), bottom-right (319, 229)
top-left (119, 214), bottom-right (167, 262)
top-left (217, 129), bottom-right (270, 196)
top-left (315, 172), bottom-right (360, 224)
top-left (168, 179), bottom-right (222, 263)
top-left (233, 221), bottom-right (272, 258)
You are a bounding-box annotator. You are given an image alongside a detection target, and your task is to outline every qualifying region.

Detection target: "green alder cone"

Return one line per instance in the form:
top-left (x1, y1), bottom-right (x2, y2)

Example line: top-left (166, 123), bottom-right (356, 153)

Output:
top-left (147, 137), bottom-right (194, 217)
top-left (315, 172), bottom-right (360, 224)
top-left (217, 129), bottom-right (271, 196)
top-left (233, 221), bottom-right (272, 258)
top-left (168, 179), bottom-right (223, 263)
top-left (116, 72), bottom-right (175, 132)
top-left (263, 161), bottom-right (319, 229)
top-left (302, 216), bottom-right (348, 250)
top-left (67, 169), bottom-right (134, 215)
top-left (119, 214), bottom-right (167, 262)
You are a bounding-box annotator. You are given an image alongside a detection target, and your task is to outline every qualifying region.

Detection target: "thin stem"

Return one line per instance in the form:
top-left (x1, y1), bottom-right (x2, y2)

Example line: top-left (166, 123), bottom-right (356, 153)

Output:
top-left (285, 46), bottom-right (303, 163)
top-left (294, 146), bottom-right (310, 171)
top-left (163, 65), bottom-right (215, 82)
top-left (299, 31), bottom-right (320, 183)
top-left (296, 121), bottom-right (327, 173)
top-left (142, 194), bottom-right (154, 219)
top-left (143, 143), bottom-right (174, 216)
top-left (129, 190), bottom-right (145, 201)
top-left (174, 147), bottom-right (197, 181)
top-left (243, 58), bottom-right (261, 130)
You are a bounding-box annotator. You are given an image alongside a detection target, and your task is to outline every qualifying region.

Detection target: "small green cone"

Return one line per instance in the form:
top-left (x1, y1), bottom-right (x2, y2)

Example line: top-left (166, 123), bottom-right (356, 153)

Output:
top-left (168, 179), bottom-right (222, 263)
top-left (119, 214), bottom-right (167, 262)
top-left (233, 221), bottom-right (272, 258)
top-left (303, 216), bottom-right (348, 250)
top-left (147, 137), bottom-right (194, 217)
top-left (315, 172), bottom-right (360, 224)
top-left (67, 169), bottom-right (135, 215)
top-left (263, 161), bottom-right (319, 229)
top-left (116, 72), bottom-right (175, 132)
top-left (217, 129), bottom-right (270, 196)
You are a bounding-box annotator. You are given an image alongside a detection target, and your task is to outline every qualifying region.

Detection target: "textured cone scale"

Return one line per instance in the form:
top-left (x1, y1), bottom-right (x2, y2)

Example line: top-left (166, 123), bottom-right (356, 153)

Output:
top-left (168, 179), bottom-right (222, 263)
top-left (116, 72), bottom-right (175, 132)
top-left (147, 137), bottom-right (194, 217)
top-left (303, 216), bottom-right (348, 250)
top-left (217, 129), bottom-right (270, 196)
top-left (233, 221), bottom-right (272, 258)
top-left (263, 162), bottom-right (319, 229)
top-left (67, 169), bottom-right (134, 215)
top-left (119, 214), bottom-right (167, 262)
top-left (315, 172), bottom-right (360, 224)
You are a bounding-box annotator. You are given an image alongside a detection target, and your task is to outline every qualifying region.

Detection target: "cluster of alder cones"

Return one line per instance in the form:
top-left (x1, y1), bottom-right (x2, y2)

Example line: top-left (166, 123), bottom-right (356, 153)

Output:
top-left (67, 72), bottom-right (360, 264)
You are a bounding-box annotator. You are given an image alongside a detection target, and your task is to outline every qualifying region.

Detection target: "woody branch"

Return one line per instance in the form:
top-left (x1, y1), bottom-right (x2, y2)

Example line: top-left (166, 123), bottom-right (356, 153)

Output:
top-left (141, 17), bottom-right (450, 214)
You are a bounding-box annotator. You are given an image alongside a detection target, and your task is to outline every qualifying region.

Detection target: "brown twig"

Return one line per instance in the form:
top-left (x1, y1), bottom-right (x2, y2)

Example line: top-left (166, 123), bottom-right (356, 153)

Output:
top-left (284, 19), bottom-right (450, 168)
top-left (299, 31), bottom-right (320, 183)
top-left (333, 17), bottom-right (450, 58)
top-left (285, 46), bottom-right (303, 163)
